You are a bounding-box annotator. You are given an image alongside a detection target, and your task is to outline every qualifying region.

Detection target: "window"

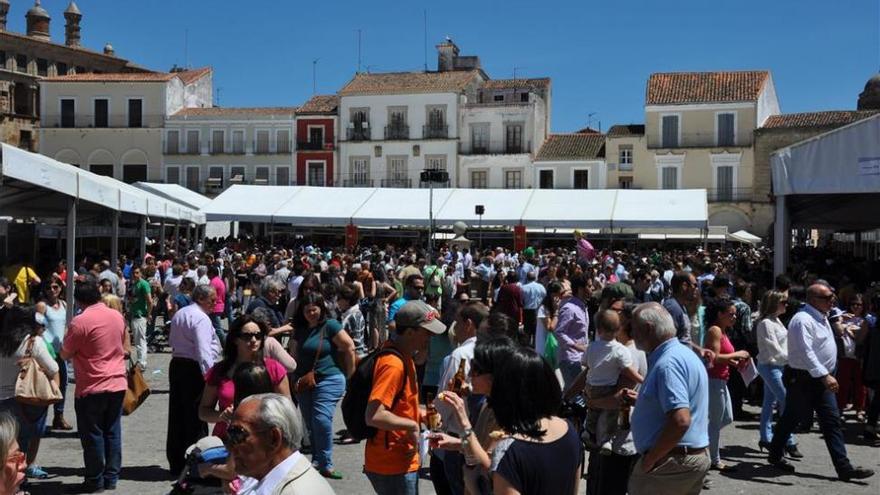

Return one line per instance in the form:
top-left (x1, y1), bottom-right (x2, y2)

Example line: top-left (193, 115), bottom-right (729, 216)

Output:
top-left (717, 113), bottom-right (735, 146)
top-left (471, 170), bottom-right (488, 189)
top-left (18, 130), bottom-right (33, 151)
top-left (211, 130), bottom-right (225, 154)
top-left (276, 166), bottom-right (290, 186)
top-left (573, 170), bottom-right (589, 189)
top-left (618, 176), bottom-right (633, 189)
top-left (206, 167), bottom-right (224, 191)
top-left (520, 92), bottom-right (529, 102)
top-left (230, 166), bottom-right (245, 184)
top-left (386, 107), bottom-right (408, 139)
top-left (128, 99), bottom-right (143, 128)
top-left (661, 114), bottom-right (679, 148)
top-left (351, 157), bottom-right (369, 186)
top-left (504, 170), bottom-right (522, 189)
top-left (56, 62), bottom-right (68, 76)
top-left (539, 170), bottom-right (554, 189)
top-left (425, 155), bottom-right (446, 171)
top-left (0, 51), bottom-right (6, 68)
top-left (716, 165), bottom-right (734, 200)
top-left (166, 130), bottom-right (180, 154)
top-left (661, 166), bottom-right (678, 189)
top-left (75, 66), bottom-right (85, 74)
top-left (309, 126), bottom-right (323, 145)
top-left (471, 124), bottom-right (489, 153)
top-left (166, 166), bottom-right (180, 185)
top-left (186, 130), bottom-right (200, 154)
top-left (276, 129), bottom-right (291, 153)
top-left (255, 130), bottom-right (270, 154)
top-left (93, 99), bottom-right (108, 128)
top-left (122, 165), bottom-right (147, 184)
top-left (36, 58), bottom-right (48, 76)
top-left (90, 165), bottom-right (114, 177)
top-left (350, 108), bottom-right (370, 140)
top-left (15, 55), bottom-right (27, 73)
top-left (60, 98), bottom-right (75, 127)
top-left (232, 130), bottom-right (245, 154)
top-left (619, 145), bottom-right (633, 165)
top-left (388, 156), bottom-right (408, 186)
top-left (505, 123), bottom-right (524, 153)
top-left (255, 167), bottom-right (270, 185)
top-left (186, 167), bottom-right (200, 191)
top-left (493, 94), bottom-right (504, 102)
top-left (308, 161), bottom-right (325, 186)
top-left (425, 106), bottom-right (447, 138)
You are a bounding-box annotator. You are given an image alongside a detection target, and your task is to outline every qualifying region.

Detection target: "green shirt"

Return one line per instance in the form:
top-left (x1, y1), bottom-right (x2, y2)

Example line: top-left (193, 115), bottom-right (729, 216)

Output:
top-left (294, 319), bottom-right (344, 378)
top-left (130, 278), bottom-right (151, 318)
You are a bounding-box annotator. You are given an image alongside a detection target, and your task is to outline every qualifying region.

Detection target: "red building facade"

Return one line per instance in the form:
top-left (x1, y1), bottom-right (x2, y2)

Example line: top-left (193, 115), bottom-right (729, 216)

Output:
top-left (295, 95), bottom-right (338, 186)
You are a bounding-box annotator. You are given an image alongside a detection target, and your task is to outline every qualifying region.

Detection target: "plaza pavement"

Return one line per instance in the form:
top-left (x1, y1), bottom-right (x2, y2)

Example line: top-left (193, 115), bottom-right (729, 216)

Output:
top-left (25, 352), bottom-right (880, 495)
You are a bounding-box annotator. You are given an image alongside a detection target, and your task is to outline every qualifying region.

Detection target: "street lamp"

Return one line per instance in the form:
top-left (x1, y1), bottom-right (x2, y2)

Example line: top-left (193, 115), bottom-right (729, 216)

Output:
top-left (475, 204), bottom-right (485, 252)
top-left (421, 169), bottom-right (449, 261)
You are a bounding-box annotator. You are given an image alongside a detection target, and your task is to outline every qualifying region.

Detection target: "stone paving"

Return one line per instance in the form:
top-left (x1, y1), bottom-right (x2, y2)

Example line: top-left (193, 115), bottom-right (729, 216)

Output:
top-left (24, 352), bottom-right (880, 495)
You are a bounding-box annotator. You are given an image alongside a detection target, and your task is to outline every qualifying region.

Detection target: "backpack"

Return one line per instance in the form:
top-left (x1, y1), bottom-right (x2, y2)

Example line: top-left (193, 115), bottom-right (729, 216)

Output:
top-left (425, 266), bottom-right (443, 296)
top-left (341, 346), bottom-right (408, 441)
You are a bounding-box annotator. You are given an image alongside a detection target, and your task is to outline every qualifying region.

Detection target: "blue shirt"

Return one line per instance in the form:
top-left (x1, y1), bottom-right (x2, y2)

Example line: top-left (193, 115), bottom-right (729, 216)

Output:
top-left (662, 298), bottom-right (692, 344)
top-left (631, 338), bottom-right (709, 454)
top-left (519, 281), bottom-right (546, 310)
top-left (517, 262), bottom-right (535, 283)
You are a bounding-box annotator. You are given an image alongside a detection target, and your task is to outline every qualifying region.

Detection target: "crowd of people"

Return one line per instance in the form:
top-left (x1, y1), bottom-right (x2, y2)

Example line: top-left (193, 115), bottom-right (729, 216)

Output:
top-left (0, 233), bottom-right (878, 494)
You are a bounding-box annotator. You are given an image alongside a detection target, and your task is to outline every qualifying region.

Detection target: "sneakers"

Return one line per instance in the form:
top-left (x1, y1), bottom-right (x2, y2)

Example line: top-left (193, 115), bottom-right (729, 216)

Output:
top-left (839, 467), bottom-right (875, 482)
top-left (25, 465), bottom-right (49, 479)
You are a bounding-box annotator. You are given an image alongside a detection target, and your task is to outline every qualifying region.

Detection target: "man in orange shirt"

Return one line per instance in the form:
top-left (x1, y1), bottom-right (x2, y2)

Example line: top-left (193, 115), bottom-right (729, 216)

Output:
top-left (365, 300), bottom-right (445, 494)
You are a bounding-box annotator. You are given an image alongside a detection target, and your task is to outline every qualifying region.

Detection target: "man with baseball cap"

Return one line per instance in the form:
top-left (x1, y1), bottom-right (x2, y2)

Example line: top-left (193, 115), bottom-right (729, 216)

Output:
top-left (364, 300), bottom-right (445, 494)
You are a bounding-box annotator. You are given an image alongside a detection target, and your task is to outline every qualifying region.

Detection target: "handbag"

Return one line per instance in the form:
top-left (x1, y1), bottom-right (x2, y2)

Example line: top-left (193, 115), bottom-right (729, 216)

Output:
top-left (15, 336), bottom-right (63, 407)
top-left (123, 358), bottom-right (151, 415)
top-left (294, 326), bottom-right (324, 394)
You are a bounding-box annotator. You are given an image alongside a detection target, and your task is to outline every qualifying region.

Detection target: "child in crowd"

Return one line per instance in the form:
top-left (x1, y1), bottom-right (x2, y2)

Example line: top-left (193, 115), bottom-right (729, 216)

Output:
top-left (583, 309), bottom-right (643, 454)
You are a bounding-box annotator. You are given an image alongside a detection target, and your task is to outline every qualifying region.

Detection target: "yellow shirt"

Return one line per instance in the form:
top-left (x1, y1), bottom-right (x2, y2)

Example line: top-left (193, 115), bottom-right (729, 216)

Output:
top-left (7, 265), bottom-right (37, 303)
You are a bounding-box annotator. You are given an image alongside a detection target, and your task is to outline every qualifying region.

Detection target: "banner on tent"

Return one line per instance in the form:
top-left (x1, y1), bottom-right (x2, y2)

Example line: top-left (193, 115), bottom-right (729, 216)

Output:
top-left (346, 224), bottom-right (358, 249)
top-left (514, 225), bottom-right (527, 252)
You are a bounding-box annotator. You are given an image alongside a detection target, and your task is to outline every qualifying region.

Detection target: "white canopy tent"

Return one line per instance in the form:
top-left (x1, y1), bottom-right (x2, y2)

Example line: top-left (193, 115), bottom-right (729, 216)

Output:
top-left (203, 184), bottom-right (708, 231)
top-left (771, 114), bottom-right (880, 275)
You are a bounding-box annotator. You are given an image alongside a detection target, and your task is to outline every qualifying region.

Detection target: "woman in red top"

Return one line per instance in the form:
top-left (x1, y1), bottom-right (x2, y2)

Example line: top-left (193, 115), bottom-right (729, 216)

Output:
top-left (704, 299), bottom-right (750, 471)
top-left (199, 315), bottom-right (290, 439)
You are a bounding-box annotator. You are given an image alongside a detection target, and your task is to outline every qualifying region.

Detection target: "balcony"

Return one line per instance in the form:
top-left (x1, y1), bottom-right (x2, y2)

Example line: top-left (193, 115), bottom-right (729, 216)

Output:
top-left (423, 124), bottom-right (449, 139)
top-left (707, 187), bottom-right (752, 202)
top-left (618, 162), bottom-right (634, 172)
top-left (43, 113), bottom-right (164, 129)
top-left (384, 124), bottom-right (410, 140)
top-left (297, 141), bottom-right (335, 151)
top-left (343, 178), bottom-right (374, 187)
top-left (347, 127), bottom-right (370, 141)
top-left (381, 178), bottom-right (412, 188)
top-left (647, 131), bottom-right (750, 150)
top-left (459, 140), bottom-right (532, 155)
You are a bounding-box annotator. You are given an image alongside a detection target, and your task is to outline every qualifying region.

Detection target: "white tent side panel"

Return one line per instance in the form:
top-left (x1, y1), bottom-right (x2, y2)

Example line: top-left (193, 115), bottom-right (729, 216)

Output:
top-left (611, 189), bottom-right (708, 229)
top-left (520, 189), bottom-right (616, 229)
top-left (772, 114), bottom-right (880, 196)
top-left (272, 187), bottom-right (377, 226)
top-left (1, 143), bottom-right (78, 197)
top-left (202, 185), bottom-right (298, 222)
top-left (435, 189), bottom-right (533, 226)
top-left (133, 182), bottom-right (213, 210)
top-left (351, 188), bottom-right (453, 227)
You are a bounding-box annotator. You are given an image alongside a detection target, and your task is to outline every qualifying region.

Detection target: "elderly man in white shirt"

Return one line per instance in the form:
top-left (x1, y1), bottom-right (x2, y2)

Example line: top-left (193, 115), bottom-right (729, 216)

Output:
top-left (767, 283), bottom-right (874, 481)
top-left (231, 393), bottom-right (335, 495)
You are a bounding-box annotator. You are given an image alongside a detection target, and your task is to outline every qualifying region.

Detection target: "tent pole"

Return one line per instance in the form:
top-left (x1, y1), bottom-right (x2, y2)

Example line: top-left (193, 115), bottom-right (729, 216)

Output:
top-left (159, 221), bottom-right (166, 256)
top-left (174, 221), bottom-right (180, 255)
top-left (270, 221), bottom-right (275, 248)
top-left (702, 227), bottom-right (708, 252)
top-left (110, 211), bottom-right (119, 270)
top-left (773, 195), bottom-right (789, 279)
top-left (65, 198), bottom-right (76, 324)
top-left (139, 216), bottom-right (147, 262)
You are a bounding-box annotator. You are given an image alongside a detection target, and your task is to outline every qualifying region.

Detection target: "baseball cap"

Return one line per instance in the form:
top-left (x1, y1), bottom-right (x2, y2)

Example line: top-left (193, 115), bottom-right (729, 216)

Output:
top-left (395, 300), bottom-right (446, 334)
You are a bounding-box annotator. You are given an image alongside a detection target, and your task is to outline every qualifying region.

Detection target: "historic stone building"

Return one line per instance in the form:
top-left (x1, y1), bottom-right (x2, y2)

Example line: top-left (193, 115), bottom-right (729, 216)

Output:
top-left (0, 0), bottom-right (149, 150)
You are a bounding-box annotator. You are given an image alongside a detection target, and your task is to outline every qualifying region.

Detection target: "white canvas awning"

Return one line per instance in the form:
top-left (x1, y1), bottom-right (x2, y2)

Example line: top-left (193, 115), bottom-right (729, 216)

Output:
top-left (273, 187), bottom-right (376, 225)
top-left (728, 230), bottom-right (762, 245)
top-left (611, 189), bottom-right (708, 229)
top-left (519, 189), bottom-right (617, 228)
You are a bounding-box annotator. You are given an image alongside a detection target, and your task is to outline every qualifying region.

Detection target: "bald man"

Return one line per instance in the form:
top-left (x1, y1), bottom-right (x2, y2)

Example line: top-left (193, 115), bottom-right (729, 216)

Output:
top-left (767, 283), bottom-right (874, 481)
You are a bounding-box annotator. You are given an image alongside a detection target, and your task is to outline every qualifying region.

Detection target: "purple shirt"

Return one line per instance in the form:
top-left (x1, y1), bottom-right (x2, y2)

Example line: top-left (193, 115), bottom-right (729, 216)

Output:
top-left (555, 296), bottom-right (589, 364)
top-left (170, 303), bottom-right (221, 375)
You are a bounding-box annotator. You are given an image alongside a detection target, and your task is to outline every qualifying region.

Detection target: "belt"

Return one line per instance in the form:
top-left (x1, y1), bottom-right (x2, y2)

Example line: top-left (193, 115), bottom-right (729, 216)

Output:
top-left (665, 446), bottom-right (707, 456)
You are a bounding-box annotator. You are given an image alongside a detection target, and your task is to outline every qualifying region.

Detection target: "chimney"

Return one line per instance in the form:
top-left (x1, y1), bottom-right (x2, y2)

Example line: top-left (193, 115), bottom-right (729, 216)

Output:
top-left (437, 37), bottom-right (459, 72)
top-left (64, 2), bottom-right (82, 47)
top-left (0, 0), bottom-right (9, 31)
top-left (25, 0), bottom-right (51, 41)
top-left (103, 43), bottom-right (115, 56)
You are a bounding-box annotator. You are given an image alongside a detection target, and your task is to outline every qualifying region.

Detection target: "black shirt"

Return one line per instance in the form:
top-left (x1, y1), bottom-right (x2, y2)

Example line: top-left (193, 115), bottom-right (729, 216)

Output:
top-left (495, 420), bottom-right (581, 495)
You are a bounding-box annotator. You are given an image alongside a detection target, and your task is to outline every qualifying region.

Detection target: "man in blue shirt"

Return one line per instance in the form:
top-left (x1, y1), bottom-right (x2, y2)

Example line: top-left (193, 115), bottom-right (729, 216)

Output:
top-left (519, 270), bottom-right (546, 347)
top-left (627, 302), bottom-right (710, 495)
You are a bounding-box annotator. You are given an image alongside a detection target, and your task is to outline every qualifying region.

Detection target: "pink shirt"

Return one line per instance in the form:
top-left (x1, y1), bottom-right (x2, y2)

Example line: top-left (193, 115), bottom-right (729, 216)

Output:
top-left (62, 303), bottom-right (127, 398)
top-left (204, 357), bottom-right (286, 438)
top-left (210, 276), bottom-right (226, 314)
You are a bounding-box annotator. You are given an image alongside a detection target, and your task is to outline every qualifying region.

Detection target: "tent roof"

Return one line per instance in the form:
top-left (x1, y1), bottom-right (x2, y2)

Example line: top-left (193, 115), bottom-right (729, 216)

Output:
top-left (728, 230), bottom-right (762, 244)
top-left (133, 182), bottom-right (213, 210)
top-left (203, 185), bottom-right (708, 230)
top-left (0, 144), bottom-right (204, 223)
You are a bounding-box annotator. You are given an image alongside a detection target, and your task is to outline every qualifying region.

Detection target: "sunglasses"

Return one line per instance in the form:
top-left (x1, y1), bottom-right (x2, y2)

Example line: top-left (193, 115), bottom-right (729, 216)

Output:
top-left (814, 294), bottom-right (835, 301)
top-left (238, 332), bottom-right (263, 342)
top-left (225, 424), bottom-right (270, 446)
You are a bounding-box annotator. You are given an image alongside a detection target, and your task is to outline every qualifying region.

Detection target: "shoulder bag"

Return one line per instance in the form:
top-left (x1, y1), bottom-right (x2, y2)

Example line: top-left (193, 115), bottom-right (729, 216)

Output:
top-left (15, 336), bottom-right (63, 407)
top-left (123, 357), bottom-right (151, 415)
top-left (293, 325), bottom-right (324, 394)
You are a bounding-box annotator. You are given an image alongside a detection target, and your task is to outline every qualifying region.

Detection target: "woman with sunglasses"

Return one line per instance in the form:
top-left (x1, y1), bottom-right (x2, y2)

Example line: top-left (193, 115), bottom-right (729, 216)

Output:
top-left (36, 278), bottom-right (72, 431)
top-left (1, 411), bottom-right (26, 495)
top-left (199, 315), bottom-right (290, 440)
top-left (703, 298), bottom-right (750, 472)
top-left (836, 293), bottom-right (869, 422)
top-left (755, 290), bottom-right (800, 456)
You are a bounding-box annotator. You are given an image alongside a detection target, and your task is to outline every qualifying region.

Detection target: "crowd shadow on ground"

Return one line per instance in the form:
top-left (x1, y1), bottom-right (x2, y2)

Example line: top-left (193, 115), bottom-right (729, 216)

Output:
top-left (26, 465), bottom-right (175, 494)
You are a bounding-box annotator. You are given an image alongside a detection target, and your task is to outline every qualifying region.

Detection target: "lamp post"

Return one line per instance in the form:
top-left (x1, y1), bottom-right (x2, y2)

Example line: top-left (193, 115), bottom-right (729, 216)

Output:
top-left (421, 169), bottom-right (449, 261)
top-left (475, 204), bottom-right (485, 252)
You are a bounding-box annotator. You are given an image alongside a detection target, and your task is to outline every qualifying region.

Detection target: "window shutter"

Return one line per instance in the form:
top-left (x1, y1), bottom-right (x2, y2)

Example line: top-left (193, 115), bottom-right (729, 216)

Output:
top-left (662, 115), bottom-right (679, 147)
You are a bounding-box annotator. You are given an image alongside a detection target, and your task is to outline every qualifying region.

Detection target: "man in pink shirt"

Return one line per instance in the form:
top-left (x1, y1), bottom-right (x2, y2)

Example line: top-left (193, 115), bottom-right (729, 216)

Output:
top-left (208, 265), bottom-right (227, 342)
top-left (60, 275), bottom-right (127, 493)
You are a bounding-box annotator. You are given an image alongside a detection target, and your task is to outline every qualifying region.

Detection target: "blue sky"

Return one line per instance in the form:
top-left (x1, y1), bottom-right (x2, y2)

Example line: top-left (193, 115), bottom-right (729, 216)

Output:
top-left (14, 0), bottom-right (879, 132)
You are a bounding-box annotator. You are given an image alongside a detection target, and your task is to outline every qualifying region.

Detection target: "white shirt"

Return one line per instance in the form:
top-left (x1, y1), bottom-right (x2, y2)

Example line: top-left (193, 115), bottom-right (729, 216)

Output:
top-left (756, 317), bottom-right (788, 366)
top-left (583, 337), bottom-right (633, 386)
top-left (787, 304), bottom-right (837, 378)
top-left (237, 451), bottom-right (304, 495)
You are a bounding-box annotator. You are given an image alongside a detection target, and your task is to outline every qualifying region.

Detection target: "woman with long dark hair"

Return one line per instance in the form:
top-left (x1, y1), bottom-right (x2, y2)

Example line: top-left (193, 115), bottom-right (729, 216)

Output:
top-left (36, 278), bottom-right (71, 431)
top-left (536, 281), bottom-right (563, 356)
top-left (198, 315), bottom-right (290, 439)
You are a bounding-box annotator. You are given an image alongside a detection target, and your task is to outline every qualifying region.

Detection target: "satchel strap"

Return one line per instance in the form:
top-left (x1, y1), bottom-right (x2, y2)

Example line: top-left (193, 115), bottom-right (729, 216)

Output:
top-left (310, 324), bottom-right (325, 373)
top-left (24, 335), bottom-right (35, 358)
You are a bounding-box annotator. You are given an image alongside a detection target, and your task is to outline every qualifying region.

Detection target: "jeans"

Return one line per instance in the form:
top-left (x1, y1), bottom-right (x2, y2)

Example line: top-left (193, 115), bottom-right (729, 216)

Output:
top-left (210, 313), bottom-right (227, 345)
top-left (559, 360), bottom-right (585, 406)
top-left (770, 367), bottom-right (853, 475)
top-left (296, 373), bottom-right (346, 471)
top-left (74, 391), bottom-right (125, 487)
top-left (54, 357), bottom-right (68, 417)
top-left (0, 398), bottom-right (48, 453)
top-left (757, 363), bottom-right (796, 445)
top-left (366, 470), bottom-right (420, 495)
top-left (130, 316), bottom-right (148, 369)
top-left (707, 378), bottom-right (733, 464)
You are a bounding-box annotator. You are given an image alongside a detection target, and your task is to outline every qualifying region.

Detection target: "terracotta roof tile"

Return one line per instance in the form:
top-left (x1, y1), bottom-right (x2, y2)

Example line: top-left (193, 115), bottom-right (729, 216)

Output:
top-left (646, 71), bottom-right (769, 105)
top-left (339, 70), bottom-right (480, 96)
top-left (607, 124), bottom-right (645, 137)
top-left (171, 107), bottom-right (297, 118)
top-left (536, 134), bottom-right (606, 161)
top-left (482, 78), bottom-right (550, 91)
top-left (760, 110), bottom-right (880, 129)
top-left (43, 66), bottom-right (211, 84)
top-left (0, 30), bottom-right (135, 64)
top-left (297, 95), bottom-right (339, 114)
top-left (177, 67), bottom-right (212, 85)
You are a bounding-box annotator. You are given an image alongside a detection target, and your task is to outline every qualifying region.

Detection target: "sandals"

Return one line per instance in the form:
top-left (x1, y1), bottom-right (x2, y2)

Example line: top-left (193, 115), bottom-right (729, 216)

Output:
top-left (320, 469), bottom-right (344, 480)
top-left (711, 462), bottom-right (738, 473)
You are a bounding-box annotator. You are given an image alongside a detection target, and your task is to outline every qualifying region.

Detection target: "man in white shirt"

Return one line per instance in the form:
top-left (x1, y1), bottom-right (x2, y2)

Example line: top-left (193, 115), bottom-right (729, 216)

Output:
top-left (767, 283), bottom-right (874, 481)
top-left (231, 394), bottom-right (335, 495)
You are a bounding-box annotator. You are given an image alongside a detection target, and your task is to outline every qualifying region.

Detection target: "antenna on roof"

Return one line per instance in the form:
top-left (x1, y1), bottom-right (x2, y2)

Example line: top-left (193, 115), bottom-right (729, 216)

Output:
top-left (215, 87), bottom-right (222, 107)
top-left (513, 66), bottom-right (524, 80)
top-left (423, 10), bottom-right (428, 72)
top-left (312, 59), bottom-right (319, 95)
top-left (184, 28), bottom-right (189, 70)
top-left (357, 29), bottom-right (362, 74)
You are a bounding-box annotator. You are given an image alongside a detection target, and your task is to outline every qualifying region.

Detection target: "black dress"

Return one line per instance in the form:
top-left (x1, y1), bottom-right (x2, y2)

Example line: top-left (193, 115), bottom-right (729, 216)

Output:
top-left (495, 420), bottom-right (581, 495)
